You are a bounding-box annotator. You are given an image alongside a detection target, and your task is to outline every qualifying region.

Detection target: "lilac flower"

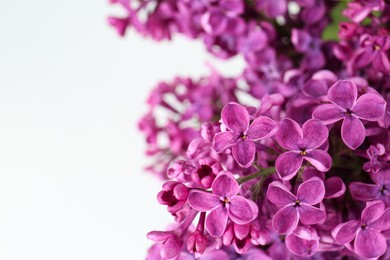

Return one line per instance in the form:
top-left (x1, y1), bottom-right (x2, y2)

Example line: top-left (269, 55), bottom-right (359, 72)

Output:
top-left (363, 144), bottom-right (387, 173)
top-left (350, 168), bottom-right (390, 206)
top-left (267, 177), bottom-right (326, 234)
top-left (188, 171), bottom-right (259, 237)
top-left (332, 200), bottom-right (390, 259)
top-left (190, 157), bottom-right (222, 189)
top-left (147, 231), bottom-right (183, 259)
top-left (213, 102), bottom-right (277, 168)
top-left (353, 34), bottom-right (390, 73)
top-left (313, 80), bottom-right (386, 150)
top-left (285, 226), bottom-right (320, 257)
top-left (274, 118), bottom-right (332, 180)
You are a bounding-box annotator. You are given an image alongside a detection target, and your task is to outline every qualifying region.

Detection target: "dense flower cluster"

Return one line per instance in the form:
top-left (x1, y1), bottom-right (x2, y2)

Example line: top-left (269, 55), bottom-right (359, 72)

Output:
top-left (109, 0), bottom-right (390, 259)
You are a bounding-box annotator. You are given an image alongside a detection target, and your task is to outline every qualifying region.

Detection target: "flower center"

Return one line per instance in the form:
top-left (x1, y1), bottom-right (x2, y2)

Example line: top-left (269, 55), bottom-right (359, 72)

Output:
top-left (241, 134), bottom-right (247, 140)
top-left (300, 150), bottom-right (307, 156)
top-left (380, 185), bottom-right (386, 194)
top-left (221, 197), bottom-right (230, 207)
top-left (374, 45), bottom-right (381, 51)
top-left (361, 223), bottom-right (367, 229)
top-left (346, 109), bottom-right (353, 115)
top-left (294, 200), bottom-right (301, 207)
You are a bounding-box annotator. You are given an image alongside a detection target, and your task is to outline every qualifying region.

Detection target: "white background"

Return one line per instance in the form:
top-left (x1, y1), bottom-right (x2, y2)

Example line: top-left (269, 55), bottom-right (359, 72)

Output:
top-left (0, 1), bottom-right (243, 259)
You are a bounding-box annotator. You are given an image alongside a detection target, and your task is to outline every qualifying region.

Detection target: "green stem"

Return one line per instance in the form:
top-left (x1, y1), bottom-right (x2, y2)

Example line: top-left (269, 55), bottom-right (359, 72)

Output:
top-left (237, 167), bottom-right (276, 184)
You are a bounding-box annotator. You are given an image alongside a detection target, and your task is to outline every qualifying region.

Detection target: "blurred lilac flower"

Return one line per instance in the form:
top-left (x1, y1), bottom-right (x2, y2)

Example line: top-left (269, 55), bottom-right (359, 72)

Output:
top-left (275, 118), bottom-right (331, 180)
top-left (313, 80), bottom-right (386, 150)
top-left (267, 177), bottom-right (326, 234)
top-left (213, 102), bottom-right (277, 168)
top-left (157, 181), bottom-right (189, 214)
top-left (188, 171), bottom-right (258, 237)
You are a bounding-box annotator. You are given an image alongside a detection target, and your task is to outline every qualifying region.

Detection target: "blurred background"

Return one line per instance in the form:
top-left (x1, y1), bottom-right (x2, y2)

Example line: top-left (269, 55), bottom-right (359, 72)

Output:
top-left (0, 1), bottom-right (243, 259)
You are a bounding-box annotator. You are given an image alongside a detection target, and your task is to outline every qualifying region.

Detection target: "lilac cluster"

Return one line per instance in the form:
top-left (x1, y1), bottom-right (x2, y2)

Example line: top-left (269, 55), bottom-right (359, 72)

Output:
top-left (108, 0), bottom-right (390, 259)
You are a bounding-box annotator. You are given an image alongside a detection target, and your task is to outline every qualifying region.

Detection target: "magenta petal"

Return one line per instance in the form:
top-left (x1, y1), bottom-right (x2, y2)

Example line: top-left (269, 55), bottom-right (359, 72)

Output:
top-left (341, 116), bottom-right (365, 150)
top-left (267, 181), bottom-right (296, 206)
top-left (229, 196), bottom-right (258, 225)
top-left (275, 151), bottom-right (303, 180)
top-left (234, 223), bottom-right (250, 240)
top-left (312, 104), bottom-right (345, 125)
top-left (298, 204), bottom-right (326, 225)
top-left (232, 139), bottom-right (256, 168)
top-left (328, 80), bottom-right (357, 109)
top-left (285, 227), bottom-right (319, 257)
top-left (221, 102), bottom-right (249, 133)
top-left (361, 200), bottom-right (385, 224)
top-left (213, 132), bottom-right (237, 153)
top-left (188, 190), bottom-right (221, 211)
top-left (247, 116), bottom-right (278, 140)
top-left (161, 235), bottom-right (183, 259)
top-left (349, 182), bottom-right (379, 202)
top-left (147, 231), bottom-right (172, 242)
top-left (301, 119), bottom-right (329, 149)
top-left (212, 171), bottom-right (239, 198)
top-left (272, 205), bottom-right (299, 235)
top-left (297, 177), bottom-right (325, 205)
top-left (353, 93), bottom-right (386, 121)
top-left (304, 149), bottom-right (332, 172)
top-left (373, 51), bottom-right (390, 73)
top-left (205, 206), bottom-right (229, 237)
top-left (275, 119), bottom-right (302, 150)
top-left (332, 221), bottom-right (360, 244)
top-left (324, 177), bottom-right (346, 199)
top-left (354, 229), bottom-right (387, 258)
top-left (371, 208), bottom-right (390, 231)
top-left (372, 169), bottom-right (390, 186)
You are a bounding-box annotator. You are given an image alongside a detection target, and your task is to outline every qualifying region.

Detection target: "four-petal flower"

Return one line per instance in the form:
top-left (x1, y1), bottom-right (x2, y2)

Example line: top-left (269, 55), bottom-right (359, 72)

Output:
top-left (267, 177), bottom-right (326, 235)
top-left (313, 80), bottom-right (386, 150)
top-left (275, 118), bottom-right (332, 180)
top-left (213, 102), bottom-right (277, 167)
top-left (188, 171), bottom-right (259, 237)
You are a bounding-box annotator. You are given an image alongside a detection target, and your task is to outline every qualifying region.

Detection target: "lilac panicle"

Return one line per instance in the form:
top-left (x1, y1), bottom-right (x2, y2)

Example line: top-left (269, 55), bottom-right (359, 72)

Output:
top-left (213, 102), bottom-right (277, 168)
top-left (274, 118), bottom-right (332, 180)
top-left (109, 0), bottom-right (390, 258)
top-left (188, 171), bottom-right (258, 237)
top-left (313, 80), bottom-right (386, 150)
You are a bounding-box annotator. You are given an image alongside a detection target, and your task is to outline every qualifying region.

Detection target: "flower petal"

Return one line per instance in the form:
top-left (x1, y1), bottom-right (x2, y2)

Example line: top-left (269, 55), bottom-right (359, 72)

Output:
top-left (298, 204), bottom-right (326, 225)
top-left (354, 229), bottom-right (387, 259)
top-left (247, 116), bottom-right (278, 140)
top-left (205, 206), bottom-right (229, 237)
top-left (221, 102), bottom-right (249, 133)
top-left (370, 208), bottom-right (390, 231)
top-left (213, 131), bottom-right (237, 153)
top-left (328, 80), bottom-right (357, 109)
top-left (275, 118), bottom-right (302, 150)
top-left (353, 93), bottom-right (386, 121)
top-left (297, 177), bottom-right (325, 205)
top-left (371, 168), bottom-right (390, 186)
top-left (212, 171), bottom-right (239, 198)
top-left (232, 139), bottom-right (256, 168)
top-left (304, 149), bottom-right (332, 172)
top-left (285, 226), bottom-right (319, 257)
top-left (301, 119), bottom-right (329, 149)
top-left (229, 196), bottom-right (258, 225)
top-left (361, 200), bottom-right (385, 224)
top-left (188, 190), bottom-right (221, 211)
top-left (272, 205), bottom-right (299, 235)
top-left (341, 116), bottom-right (365, 150)
top-left (349, 182), bottom-right (379, 202)
top-left (324, 177), bottom-right (346, 199)
top-left (275, 151), bottom-right (303, 181)
top-left (267, 181), bottom-right (296, 206)
top-left (312, 104), bottom-right (345, 125)
top-left (332, 221), bottom-right (360, 244)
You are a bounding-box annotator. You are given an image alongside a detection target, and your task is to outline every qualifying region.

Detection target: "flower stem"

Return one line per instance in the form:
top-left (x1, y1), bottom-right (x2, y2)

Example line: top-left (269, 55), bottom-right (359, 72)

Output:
top-left (237, 167), bottom-right (276, 184)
